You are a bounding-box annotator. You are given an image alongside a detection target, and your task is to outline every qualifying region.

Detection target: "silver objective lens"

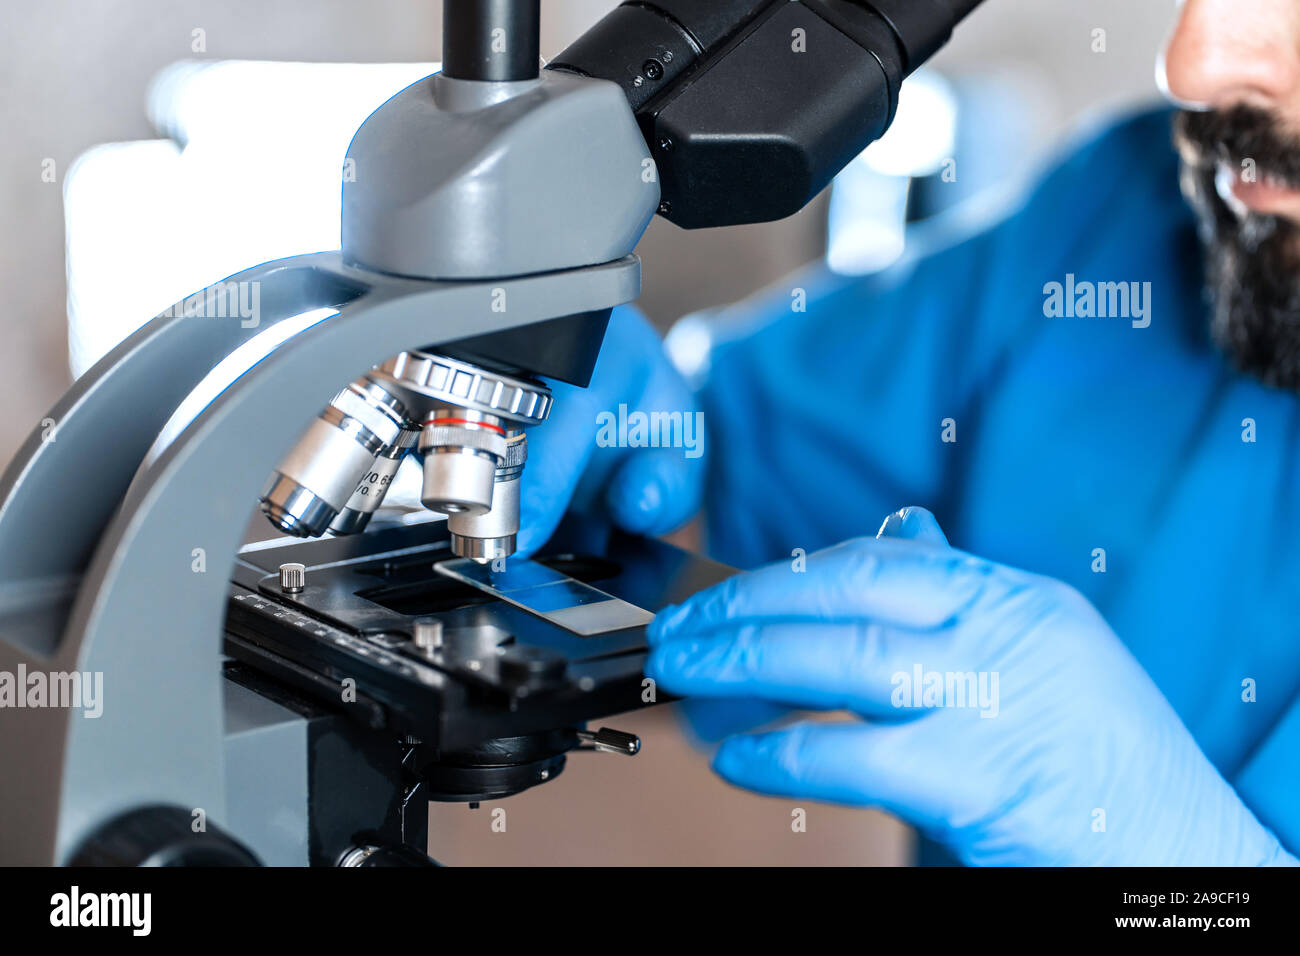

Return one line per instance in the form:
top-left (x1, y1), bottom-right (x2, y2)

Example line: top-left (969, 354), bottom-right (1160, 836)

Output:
top-left (418, 409), bottom-right (510, 516)
top-left (261, 377), bottom-right (413, 538)
top-left (370, 351), bottom-right (551, 562)
top-left (447, 430), bottom-right (527, 563)
top-left (328, 423), bottom-right (420, 536)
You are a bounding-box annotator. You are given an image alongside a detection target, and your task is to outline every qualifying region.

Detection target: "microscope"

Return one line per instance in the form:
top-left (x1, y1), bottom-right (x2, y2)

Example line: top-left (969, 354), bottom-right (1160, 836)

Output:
top-left (0, 0), bottom-right (983, 865)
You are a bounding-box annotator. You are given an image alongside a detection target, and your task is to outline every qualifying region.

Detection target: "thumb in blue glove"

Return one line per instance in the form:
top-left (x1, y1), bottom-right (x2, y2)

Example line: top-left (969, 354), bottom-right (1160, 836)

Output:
top-left (647, 507), bottom-right (1296, 866)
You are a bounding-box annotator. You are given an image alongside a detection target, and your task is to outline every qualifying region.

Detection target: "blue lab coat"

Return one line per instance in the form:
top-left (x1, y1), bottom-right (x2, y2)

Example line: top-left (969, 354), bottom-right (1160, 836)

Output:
top-left (698, 107), bottom-right (1300, 853)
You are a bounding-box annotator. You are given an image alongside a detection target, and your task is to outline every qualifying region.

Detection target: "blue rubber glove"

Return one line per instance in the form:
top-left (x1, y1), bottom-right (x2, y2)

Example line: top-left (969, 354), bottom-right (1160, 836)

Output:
top-left (647, 507), bottom-right (1297, 866)
top-left (516, 306), bottom-right (704, 557)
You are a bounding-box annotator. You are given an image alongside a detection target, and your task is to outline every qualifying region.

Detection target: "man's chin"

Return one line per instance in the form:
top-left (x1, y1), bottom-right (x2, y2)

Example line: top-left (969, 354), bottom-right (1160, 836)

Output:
top-left (1175, 108), bottom-right (1300, 390)
top-left (1199, 206), bottom-right (1300, 390)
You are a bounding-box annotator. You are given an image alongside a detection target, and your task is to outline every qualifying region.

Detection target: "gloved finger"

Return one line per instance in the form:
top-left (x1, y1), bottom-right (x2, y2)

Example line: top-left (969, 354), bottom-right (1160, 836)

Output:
top-left (711, 720), bottom-right (961, 833)
top-left (518, 308), bottom-right (656, 557)
top-left (517, 306), bottom-right (702, 556)
top-left (652, 536), bottom-right (1011, 640)
top-left (876, 506), bottom-right (950, 546)
top-left (646, 621), bottom-right (962, 717)
top-left (673, 698), bottom-right (792, 746)
top-left (515, 381), bottom-right (602, 557)
top-left (604, 446), bottom-right (704, 537)
top-left (590, 318), bottom-right (705, 535)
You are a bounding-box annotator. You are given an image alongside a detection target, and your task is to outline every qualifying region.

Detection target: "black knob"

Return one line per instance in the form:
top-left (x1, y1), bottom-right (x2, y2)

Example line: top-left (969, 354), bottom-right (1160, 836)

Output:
top-left (68, 805), bottom-right (260, 867)
top-left (339, 844), bottom-right (439, 867)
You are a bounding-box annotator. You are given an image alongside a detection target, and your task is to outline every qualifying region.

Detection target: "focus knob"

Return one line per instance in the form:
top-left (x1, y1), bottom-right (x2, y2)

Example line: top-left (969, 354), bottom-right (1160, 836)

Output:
top-left (68, 805), bottom-right (260, 866)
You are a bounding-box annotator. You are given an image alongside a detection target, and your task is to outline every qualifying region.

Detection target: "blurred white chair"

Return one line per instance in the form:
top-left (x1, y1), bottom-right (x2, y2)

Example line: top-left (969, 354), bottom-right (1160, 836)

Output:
top-left (64, 61), bottom-right (438, 378)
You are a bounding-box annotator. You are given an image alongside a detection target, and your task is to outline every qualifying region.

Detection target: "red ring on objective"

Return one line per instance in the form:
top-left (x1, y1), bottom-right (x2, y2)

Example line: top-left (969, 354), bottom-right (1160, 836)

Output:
top-left (424, 417), bottom-right (506, 435)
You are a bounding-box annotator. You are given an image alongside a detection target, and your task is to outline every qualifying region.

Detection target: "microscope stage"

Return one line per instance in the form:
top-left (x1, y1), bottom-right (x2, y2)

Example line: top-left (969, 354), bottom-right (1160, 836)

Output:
top-left (223, 519), bottom-right (730, 757)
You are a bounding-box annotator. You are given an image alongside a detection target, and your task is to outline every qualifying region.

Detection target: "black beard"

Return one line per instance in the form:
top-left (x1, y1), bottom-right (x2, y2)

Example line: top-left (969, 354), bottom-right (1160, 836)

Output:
top-left (1175, 106), bottom-right (1300, 389)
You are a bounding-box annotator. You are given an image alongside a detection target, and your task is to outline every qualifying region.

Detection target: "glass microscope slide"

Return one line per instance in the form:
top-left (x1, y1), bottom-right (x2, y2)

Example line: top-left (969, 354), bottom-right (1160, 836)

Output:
top-left (434, 558), bottom-right (655, 637)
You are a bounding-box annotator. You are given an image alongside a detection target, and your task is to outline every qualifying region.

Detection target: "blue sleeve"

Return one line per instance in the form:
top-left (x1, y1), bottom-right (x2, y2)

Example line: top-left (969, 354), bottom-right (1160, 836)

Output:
top-left (1234, 697), bottom-right (1300, 855)
top-left (696, 106), bottom-right (1193, 568)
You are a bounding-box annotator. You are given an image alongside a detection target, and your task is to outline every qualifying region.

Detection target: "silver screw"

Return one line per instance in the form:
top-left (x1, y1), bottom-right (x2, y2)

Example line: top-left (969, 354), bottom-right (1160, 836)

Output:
top-left (279, 563), bottom-right (306, 594)
top-left (412, 618), bottom-right (444, 654)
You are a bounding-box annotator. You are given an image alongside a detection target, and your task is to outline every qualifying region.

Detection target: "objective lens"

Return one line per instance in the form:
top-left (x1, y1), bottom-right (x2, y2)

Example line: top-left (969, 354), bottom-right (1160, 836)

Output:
top-left (369, 351), bottom-right (552, 561)
top-left (447, 430), bottom-right (527, 563)
top-left (418, 409), bottom-right (508, 516)
top-left (328, 423), bottom-right (420, 535)
top-left (261, 377), bottom-right (413, 537)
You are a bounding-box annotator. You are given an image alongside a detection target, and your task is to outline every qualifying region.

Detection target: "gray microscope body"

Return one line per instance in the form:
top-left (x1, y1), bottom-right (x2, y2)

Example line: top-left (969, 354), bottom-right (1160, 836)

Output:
top-left (0, 0), bottom-right (982, 865)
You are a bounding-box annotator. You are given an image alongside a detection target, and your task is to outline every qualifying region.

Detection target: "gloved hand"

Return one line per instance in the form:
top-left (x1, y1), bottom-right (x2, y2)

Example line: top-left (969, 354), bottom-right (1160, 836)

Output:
top-left (647, 507), bottom-right (1296, 866)
top-left (516, 306), bottom-right (705, 557)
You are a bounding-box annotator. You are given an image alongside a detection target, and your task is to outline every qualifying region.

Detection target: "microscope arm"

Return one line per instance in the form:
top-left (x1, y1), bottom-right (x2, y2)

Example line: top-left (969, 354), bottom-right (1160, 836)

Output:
top-left (0, 252), bottom-right (640, 863)
top-left (550, 0), bottom-right (986, 229)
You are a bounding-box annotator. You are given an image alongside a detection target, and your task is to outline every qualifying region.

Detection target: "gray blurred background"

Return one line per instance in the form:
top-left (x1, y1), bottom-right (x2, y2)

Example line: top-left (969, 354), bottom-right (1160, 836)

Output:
top-left (0, 0), bottom-right (1181, 864)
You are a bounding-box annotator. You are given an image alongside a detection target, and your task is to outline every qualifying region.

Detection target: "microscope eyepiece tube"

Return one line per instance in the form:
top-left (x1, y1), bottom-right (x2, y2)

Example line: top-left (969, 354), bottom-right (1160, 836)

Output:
top-left (442, 0), bottom-right (541, 83)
